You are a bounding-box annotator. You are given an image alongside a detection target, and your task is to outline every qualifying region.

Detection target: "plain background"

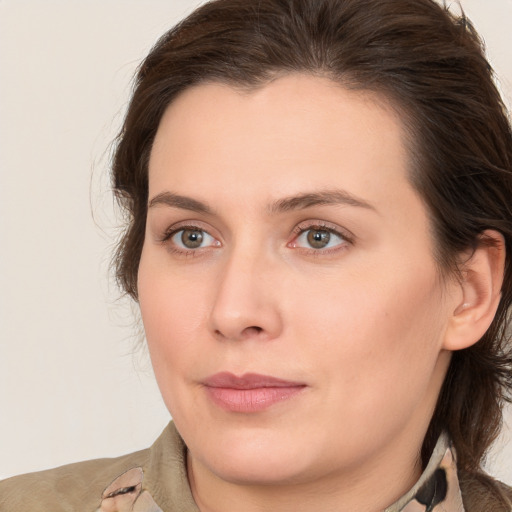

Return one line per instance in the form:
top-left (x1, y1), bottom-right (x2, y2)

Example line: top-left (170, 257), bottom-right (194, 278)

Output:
top-left (1, 0), bottom-right (511, 482)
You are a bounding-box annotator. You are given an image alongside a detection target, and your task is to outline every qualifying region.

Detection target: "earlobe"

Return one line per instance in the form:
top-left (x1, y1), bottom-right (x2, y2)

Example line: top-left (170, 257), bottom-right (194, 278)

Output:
top-left (443, 230), bottom-right (506, 351)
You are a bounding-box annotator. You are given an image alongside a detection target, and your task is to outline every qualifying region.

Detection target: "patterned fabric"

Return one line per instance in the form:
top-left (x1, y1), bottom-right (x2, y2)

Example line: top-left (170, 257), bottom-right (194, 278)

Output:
top-left (96, 468), bottom-right (163, 512)
top-left (386, 433), bottom-right (465, 511)
top-left (94, 431), bottom-right (465, 512)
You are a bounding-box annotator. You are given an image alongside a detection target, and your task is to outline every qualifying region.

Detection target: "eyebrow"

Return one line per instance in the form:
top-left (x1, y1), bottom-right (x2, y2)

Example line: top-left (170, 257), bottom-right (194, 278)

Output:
top-left (148, 192), bottom-right (213, 214)
top-left (268, 189), bottom-right (376, 214)
top-left (147, 189), bottom-right (376, 215)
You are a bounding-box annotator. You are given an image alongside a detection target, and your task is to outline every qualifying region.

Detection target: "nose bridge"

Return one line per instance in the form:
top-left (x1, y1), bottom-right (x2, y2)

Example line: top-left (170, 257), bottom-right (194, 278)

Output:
top-left (209, 238), bottom-right (282, 341)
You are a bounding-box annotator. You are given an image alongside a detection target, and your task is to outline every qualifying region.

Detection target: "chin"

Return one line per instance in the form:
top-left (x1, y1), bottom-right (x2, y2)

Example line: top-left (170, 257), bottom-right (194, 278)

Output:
top-left (192, 426), bottom-right (318, 485)
top-left (207, 449), bottom-right (311, 486)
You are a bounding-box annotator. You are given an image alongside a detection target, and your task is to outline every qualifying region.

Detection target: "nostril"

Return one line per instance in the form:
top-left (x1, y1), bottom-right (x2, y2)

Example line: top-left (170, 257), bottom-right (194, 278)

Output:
top-left (214, 325), bottom-right (264, 341)
top-left (243, 326), bottom-right (263, 336)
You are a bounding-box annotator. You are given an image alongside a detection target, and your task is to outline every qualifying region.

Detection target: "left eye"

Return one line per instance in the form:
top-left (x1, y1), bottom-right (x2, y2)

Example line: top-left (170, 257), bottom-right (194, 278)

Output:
top-left (294, 228), bottom-right (345, 250)
top-left (171, 228), bottom-right (217, 249)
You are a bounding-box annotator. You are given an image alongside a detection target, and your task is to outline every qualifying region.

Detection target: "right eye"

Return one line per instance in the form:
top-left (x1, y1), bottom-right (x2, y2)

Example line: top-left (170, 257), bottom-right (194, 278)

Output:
top-left (168, 227), bottom-right (220, 251)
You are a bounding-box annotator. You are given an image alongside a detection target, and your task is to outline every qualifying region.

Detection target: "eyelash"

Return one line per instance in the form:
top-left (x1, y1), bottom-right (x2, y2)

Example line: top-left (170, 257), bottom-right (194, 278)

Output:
top-left (289, 222), bottom-right (353, 255)
top-left (159, 221), bottom-right (353, 256)
top-left (159, 224), bottom-right (219, 257)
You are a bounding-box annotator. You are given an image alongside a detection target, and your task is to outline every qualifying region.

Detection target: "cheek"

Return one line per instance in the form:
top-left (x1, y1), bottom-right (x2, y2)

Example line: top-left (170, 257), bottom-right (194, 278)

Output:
top-left (287, 264), bottom-right (448, 404)
top-left (292, 267), bottom-right (444, 344)
top-left (137, 261), bottom-right (216, 421)
top-left (137, 254), bottom-right (211, 377)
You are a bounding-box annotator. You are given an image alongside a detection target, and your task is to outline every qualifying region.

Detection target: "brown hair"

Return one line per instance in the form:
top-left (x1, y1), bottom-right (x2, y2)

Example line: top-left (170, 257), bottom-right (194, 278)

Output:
top-left (112, 0), bottom-right (512, 477)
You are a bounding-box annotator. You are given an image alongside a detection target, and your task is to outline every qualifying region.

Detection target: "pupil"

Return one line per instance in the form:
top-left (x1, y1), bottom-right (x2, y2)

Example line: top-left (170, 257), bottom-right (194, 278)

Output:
top-left (307, 229), bottom-right (330, 249)
top-left (182, 229), bottom-right (203, 248)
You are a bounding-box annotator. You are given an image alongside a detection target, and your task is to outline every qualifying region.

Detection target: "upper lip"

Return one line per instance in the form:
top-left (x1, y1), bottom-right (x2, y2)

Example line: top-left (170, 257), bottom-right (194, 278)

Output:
top-left (203, 372), bottom-right (305, 389)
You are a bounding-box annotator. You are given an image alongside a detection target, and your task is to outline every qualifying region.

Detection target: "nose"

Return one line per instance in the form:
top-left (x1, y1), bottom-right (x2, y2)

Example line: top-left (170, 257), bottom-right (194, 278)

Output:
top-left (209, 247), bottom-right (283, 342)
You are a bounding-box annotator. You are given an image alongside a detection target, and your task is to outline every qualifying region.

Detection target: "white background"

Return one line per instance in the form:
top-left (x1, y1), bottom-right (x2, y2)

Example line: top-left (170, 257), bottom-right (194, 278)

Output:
top-left (1, 0), bottom-right (511, 482)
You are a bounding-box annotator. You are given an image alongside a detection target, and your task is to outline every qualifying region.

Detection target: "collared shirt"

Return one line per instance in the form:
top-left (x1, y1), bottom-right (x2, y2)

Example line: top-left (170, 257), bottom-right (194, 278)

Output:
top-left (95, 428), bottom-right (464, 512)
top-left (1, 422), bottom-right (511, 511)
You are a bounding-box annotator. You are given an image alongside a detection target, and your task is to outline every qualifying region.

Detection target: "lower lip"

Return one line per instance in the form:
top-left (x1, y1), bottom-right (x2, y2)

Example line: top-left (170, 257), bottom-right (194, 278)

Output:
top-left (205, 386), bottom-right (305, 413)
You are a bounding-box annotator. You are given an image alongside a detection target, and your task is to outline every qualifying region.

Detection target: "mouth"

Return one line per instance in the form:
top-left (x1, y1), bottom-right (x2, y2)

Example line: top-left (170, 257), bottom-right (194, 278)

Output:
top-left (202, 372), bottom-right (307, 413)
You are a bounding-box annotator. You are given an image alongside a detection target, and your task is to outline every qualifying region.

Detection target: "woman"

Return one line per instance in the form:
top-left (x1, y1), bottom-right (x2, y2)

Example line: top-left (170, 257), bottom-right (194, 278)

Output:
top-left (1, 0), bottom-right (511, 510)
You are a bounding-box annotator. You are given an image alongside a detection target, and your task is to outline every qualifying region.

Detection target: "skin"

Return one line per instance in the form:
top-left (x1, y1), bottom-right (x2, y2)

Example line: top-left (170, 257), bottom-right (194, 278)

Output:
top-left (137, 74), bottom-right (482, 512)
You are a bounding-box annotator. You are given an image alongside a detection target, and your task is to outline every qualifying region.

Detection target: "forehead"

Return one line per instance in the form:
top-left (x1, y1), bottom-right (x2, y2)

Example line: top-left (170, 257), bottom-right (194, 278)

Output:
top-left (148, 73), bottom-right (418, 218)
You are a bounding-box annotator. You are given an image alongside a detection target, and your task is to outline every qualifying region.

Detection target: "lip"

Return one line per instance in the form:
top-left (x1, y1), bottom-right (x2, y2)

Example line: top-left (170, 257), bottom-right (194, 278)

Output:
top-left (202, 372), bottom-right (306, 413)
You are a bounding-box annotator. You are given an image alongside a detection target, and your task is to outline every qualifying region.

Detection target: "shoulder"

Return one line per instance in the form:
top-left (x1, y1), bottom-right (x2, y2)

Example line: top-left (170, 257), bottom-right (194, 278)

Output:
top-left (0, 448), bottom-right (150, 512)
top-left (460, 471), bottom-right (512, 512)
top-left (0, 422), bottom-right (196, 512)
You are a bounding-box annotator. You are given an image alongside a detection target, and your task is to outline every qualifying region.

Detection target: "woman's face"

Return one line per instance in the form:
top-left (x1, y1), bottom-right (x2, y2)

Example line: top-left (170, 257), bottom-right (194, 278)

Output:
top-left (138, 74), bottom-right (457, 487)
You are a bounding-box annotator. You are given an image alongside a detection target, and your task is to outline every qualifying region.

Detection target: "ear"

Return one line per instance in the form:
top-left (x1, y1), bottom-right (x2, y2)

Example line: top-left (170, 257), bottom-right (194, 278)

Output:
top-left (443, 230), bottom-right (506, 351)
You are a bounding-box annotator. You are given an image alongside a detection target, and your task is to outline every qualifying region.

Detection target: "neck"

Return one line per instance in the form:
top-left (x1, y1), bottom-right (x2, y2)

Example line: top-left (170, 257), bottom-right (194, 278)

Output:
top-left (187, 431), bottom-right (424, 512)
